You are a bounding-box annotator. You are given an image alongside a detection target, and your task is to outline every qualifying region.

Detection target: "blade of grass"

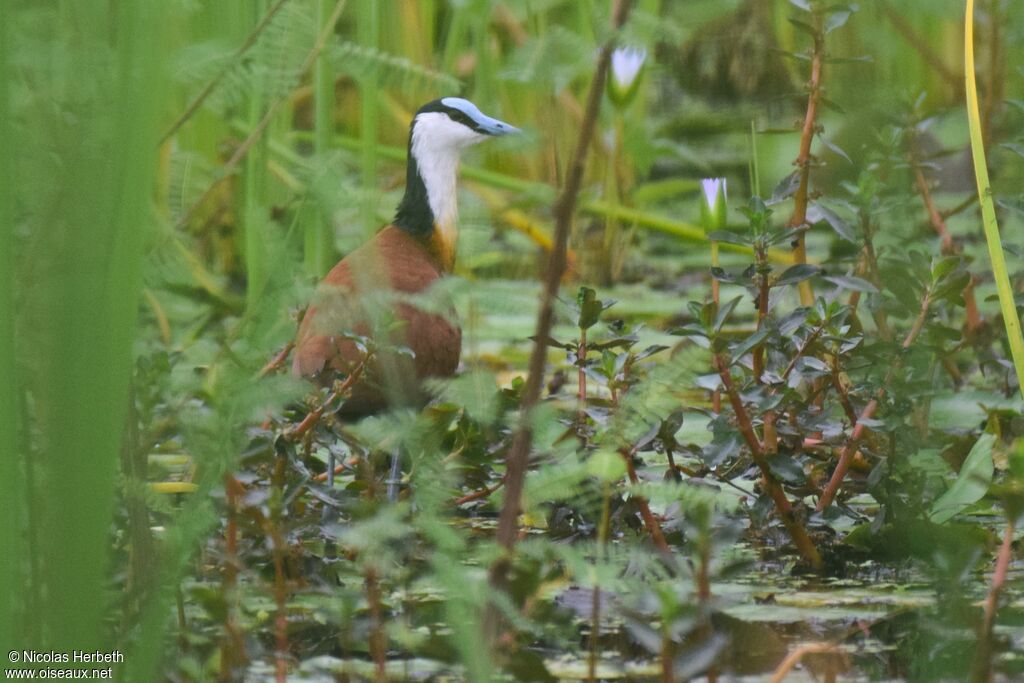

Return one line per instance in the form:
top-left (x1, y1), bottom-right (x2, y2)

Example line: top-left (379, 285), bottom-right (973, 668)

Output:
top-left (159, 0), bottom-right (291, 143)
top-left (243, 0), bottom-right (270, 310)
top-left (0, 0), bottom-right (25, 649)
top-left (20, 0), bottom-right (170, 651)
top-left (359, 0), bottom-right (380, 240)
top-left (306, 0), bottom-right (337, 277)
top-left (965, 0), bottom-right (1024, 395)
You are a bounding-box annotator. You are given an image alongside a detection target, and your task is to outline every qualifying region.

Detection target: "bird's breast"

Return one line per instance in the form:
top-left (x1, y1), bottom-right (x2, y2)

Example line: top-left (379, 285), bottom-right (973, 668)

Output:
top-left (292, 226), bottom-right (462, 414)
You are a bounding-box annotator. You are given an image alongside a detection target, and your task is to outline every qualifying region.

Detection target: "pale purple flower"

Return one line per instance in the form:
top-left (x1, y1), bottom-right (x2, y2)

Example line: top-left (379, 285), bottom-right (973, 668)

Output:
top-left (611, 47), bottom-right (647, 91)
top-left (701, 178), bottom-right (728, 209)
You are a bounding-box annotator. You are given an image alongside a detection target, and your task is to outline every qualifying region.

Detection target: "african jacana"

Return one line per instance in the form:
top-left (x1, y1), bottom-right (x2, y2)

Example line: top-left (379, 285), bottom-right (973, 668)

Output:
top-left (293, 98), bottom-right (519, 474)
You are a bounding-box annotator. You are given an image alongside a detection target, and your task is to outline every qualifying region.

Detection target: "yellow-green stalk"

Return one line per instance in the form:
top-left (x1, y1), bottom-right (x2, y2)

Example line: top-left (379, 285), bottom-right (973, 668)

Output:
top-left (965, 0), bottom-right (1024, 396)
top-left (700, 178), bottom-right (729, 305)
top-left (604, 46), bottom-right (647, 281)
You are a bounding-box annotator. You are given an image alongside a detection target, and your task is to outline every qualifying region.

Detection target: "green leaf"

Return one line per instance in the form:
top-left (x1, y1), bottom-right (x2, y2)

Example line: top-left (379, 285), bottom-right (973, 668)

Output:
top-left (768, 454), bottom-right (806, 485)
top-left (588, 449), bottom-right (626, 482)
top-left (1001, 142), bottom-right (1024, 158)
top-left (807, 202), bottom-right (856, 241)
top-left (576, 286), bottom-right (603, 330)
top-left (824, 6), bottom-right (855, 34)
top-left (776, 264), bottom-right (822, 287)
top-left (820, 137), bottom-right (852, 164)
top-left (730, 328), bottom-right (769, 363)
top-left (713, 296), bottom-right (744, 333)
top-left (931, 255), bottom-right (960, 282)
top-left (929, 433), bottom-right (995, 524)
top-left (707, 230), bottom-right (751, 246)
top-left (771, 170), bottom-right (801, 204)
top-left (823, 275), bottom-right (878, 293)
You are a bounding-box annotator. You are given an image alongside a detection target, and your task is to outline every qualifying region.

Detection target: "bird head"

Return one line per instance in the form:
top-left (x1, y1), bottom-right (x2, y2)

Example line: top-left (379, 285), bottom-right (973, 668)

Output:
top-left (396, 98), bottom-right (519, 271)
top-left (410, 97), bottom-right (520, 150)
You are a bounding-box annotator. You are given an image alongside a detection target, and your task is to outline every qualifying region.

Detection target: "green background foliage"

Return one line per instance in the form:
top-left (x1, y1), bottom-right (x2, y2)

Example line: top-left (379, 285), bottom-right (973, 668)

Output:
top-left (3, 0), bottom-right (1024, 680)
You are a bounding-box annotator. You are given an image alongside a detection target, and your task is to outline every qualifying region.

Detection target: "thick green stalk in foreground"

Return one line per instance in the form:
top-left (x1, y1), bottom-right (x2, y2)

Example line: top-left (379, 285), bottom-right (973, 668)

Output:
top-left (0, 0), bottom-right (24, 651)
top-left (965, 0), bottom-right (1024, 396)
top-left (5, 0), bottom-right (168, 653)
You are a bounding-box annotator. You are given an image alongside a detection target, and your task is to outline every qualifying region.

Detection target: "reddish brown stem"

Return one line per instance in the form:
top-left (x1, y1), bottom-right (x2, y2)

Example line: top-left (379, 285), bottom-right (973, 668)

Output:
top-left (911, 154), bottom-right (982, 332)
top-left (452, 476), bottom-right (506, 506)
top-left (817, 293), bottom-right (932, 510)
top-left (267, 437), bottom-right (292, 683)
top-left (973, 519), bottom-right (1015, 682)
top-left (787, 14), bottom-right (824, 307)
top-left (366, 566), bottom-right (387, 682)
top-left (621, 448), bottom-right (670, 553)
top-left (266, 520), bottom-right (289, 683)
top-left (220, 475), bottom-right (247, 680)
top-left (715, 356), bottom-right (822, 569)
top-left (830, 364), bottom-right (860, 427)
top-left (259, 341), bottom-right (295, 377)
top-left (493, 0), bottom-right (634, 554)
top-left (752, 258), bottom-right (770, 382)
top-left (486, 2), bottom-right (635, 650)
top-left (660, 633), bottom-right (674, 683)
top-left (578, 328), bottom-right (588, 420)
top-left (312, 456), bottom-right (358, 483)
top-left (286, 360), bottom-right (366, 440)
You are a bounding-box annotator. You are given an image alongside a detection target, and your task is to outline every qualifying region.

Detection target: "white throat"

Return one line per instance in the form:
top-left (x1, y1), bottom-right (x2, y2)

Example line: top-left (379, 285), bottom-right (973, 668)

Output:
top-left (410, 112), bottom-right (485, 247)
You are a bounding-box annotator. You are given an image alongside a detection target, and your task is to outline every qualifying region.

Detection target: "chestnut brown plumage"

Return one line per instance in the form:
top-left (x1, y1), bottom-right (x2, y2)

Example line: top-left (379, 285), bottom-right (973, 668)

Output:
top-left (292, 98), bottom-right (519, 417)
top-left (292, 226), bottom-right (461, 417)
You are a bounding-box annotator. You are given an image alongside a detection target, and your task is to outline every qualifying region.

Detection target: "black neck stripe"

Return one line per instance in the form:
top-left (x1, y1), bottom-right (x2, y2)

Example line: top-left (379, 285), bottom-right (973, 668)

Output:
top-left (393, 127), bottom-right (434, 238)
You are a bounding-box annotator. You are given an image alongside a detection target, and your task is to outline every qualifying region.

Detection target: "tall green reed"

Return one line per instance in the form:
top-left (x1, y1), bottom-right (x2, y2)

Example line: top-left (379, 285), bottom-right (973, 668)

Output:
top-left (359, 0), bottom-right (380, 240)
top-left (5, 0), bottom-right (169, 652)
top-left (0, 0), bottom-right (24, 652)
top-left (306, 0), bottom-right (337, 277)
top-left (964, 0), bottom-right (1024, 395)
top-left (243, 0), bottom-right (271, 311)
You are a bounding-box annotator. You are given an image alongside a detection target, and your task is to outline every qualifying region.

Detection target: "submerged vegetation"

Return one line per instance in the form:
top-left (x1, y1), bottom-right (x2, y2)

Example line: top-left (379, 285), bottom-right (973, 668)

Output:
top-left (3, 0), bottom-right (1024, 680)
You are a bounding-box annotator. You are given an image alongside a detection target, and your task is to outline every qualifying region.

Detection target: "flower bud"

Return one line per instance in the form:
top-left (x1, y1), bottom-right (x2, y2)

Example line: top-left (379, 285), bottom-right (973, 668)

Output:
top-left (608, 46), bottom-right (646, 110)
top-left (700, 178), bottom-right (728, 234)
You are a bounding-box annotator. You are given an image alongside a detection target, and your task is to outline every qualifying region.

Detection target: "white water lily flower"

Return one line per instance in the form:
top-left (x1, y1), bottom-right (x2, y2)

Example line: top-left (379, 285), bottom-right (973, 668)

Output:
top-left (608, 46), bottom-right (647, 108)
top-left (700, 177), bottom-right (728, 233)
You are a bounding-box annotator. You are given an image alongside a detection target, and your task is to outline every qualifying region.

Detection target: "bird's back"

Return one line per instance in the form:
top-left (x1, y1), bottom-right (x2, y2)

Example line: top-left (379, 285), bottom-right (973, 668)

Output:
top-left (293, 226), bottom-right (461, 417)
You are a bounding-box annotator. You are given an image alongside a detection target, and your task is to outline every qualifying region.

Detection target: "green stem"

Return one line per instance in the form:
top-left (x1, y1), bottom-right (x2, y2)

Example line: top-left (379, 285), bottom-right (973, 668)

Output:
top-left (965, 0), bottom-right (1024, 396)
top-left (0, 0), bottom-right (24, 648)
top-left (242, 0), bottom-right (269, 312)
top-left (281, 131), bottom-right (799, 264)
top-left (359, 0), bottom-right (380, 239)
top-left (306, 0), bottom-right (336, 277)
